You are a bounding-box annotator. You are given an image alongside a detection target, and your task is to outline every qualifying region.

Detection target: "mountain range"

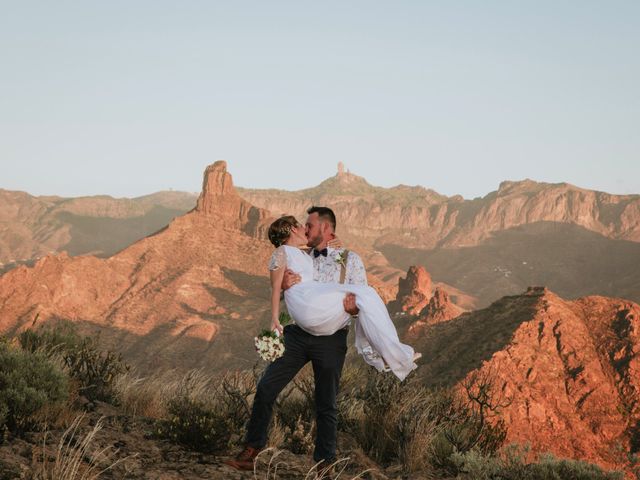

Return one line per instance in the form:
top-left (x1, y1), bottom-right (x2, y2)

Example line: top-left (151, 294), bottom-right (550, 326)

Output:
top-left (1, 161), bottom-right (639, 470)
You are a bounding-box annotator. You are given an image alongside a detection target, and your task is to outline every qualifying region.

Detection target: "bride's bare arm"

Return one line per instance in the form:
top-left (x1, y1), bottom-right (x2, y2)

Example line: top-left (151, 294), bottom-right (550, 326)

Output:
top-left (270, 267), bottom-right (286, 335)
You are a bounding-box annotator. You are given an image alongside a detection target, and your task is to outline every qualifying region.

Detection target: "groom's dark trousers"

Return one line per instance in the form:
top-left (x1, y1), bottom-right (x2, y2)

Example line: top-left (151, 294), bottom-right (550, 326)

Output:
top-left (245, 324), bottom-right (348, 462)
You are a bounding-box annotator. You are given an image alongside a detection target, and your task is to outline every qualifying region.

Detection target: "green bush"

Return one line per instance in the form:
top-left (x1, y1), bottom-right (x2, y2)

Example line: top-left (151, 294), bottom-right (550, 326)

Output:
top-left (337, 366), bottom-right (507, 474)
top-left (155, 370), bottom-right (256, 453)
top-left (18, 323), bottom-right (129, 403)
top-left (18, 321), bottom-right (80, 356)
top-left (157, 395), bottom-right (233, 453)
top-left (451, 446), bottom-right (624, 480)
top-left (62, 337), bottom-right (129, 403)
top-left (0, 343), bottom-right (69, 433)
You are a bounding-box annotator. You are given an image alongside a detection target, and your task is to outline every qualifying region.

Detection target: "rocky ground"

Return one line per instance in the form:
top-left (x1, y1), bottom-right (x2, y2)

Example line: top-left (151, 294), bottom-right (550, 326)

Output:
top-left (0, 402), bottom-right (425, 480)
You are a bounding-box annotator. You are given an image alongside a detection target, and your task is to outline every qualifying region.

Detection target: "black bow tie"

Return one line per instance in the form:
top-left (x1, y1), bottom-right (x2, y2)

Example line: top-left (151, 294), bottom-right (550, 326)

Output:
top-left (313, 248), bottom-right (328, 258)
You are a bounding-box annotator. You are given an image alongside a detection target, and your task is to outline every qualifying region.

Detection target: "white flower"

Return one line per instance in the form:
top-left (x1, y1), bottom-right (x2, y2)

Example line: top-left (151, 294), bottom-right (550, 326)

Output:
top-left (254, 331), bottom-right (285, 362)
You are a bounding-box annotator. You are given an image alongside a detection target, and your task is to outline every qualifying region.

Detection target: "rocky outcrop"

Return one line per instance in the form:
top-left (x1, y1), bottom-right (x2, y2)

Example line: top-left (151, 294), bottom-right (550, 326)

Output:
top-left (194, 161), bottom-right (272, 237)
top-left (407, 287), bottom-right (463, 336)
top-left (3, 163), bottom-right (639, 309)
top-left (388, 266), bottom-right (432, 315)
top-left (417, 286), bottom-right (640, 471)
top-left (0, 162), bottom-right (275, 372)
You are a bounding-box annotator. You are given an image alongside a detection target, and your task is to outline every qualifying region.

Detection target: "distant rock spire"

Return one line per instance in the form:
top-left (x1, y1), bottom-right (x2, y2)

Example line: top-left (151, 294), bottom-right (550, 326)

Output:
top-left (390, 266), bottom-right (432, 315)
top-left (337, 162), bottom-right (345, 175)
top-left (196, 160), bottom-right (235, 215)
top-left (193, 160), bottom-right (271, 237)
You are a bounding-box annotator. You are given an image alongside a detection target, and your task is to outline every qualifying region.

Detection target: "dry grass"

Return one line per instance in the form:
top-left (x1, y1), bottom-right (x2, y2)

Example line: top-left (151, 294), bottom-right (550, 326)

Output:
top-left (36, 413), bottom-right (134, 480)
top-left (113, 368), bottom-right (213, 419)
top-left (114, 369), bottom-right (179, 419)
top-left (253, 448), bottom-right (373, 480)
top-left (114, 367), bottom-right (258, 421)
top-left (267, 418), bottom-right (288, 449)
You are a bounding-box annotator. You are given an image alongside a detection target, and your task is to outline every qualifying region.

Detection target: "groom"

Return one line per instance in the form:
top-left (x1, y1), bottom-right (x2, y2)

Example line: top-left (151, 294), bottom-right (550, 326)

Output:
top-left (225, 206), bottom-right (367, 471)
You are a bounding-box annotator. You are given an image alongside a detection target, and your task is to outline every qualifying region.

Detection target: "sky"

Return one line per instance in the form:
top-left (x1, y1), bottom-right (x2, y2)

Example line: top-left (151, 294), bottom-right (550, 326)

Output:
top-left (1, 1), bottom-right (638, 200)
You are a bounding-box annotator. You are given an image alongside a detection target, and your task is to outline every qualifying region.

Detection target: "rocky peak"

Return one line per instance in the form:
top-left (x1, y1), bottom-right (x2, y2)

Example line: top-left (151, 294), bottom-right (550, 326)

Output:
top-left (416, 288), bottom-right (640, 472)
top-left (390, 265), bottom-right (432, 315)
top-left (314, 164), bottom-right (371, 193)
top-left (525, 285), bottom-right (551, 297)
top-left (426, 287), bottom-right (450, 311)
top-left (195, 161), bottom-right (236, 214)
top-left (407, 286), bottom-right (463, 336)
top-left (421, 287), bottom-right (463, 322)
top-left (192, 161), bottom-right (272, 238)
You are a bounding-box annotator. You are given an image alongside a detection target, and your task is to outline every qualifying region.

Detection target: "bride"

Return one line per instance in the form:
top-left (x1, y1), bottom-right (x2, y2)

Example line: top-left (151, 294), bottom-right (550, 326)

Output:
top-left (267, 215), bottom-right (420, 381)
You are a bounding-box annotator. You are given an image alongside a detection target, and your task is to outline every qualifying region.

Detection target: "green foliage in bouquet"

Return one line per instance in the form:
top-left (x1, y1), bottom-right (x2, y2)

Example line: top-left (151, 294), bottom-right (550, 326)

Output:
top-left (256, 313), bottom-right (291, 339)
top-left (279, 311), bottom-right (292, 327)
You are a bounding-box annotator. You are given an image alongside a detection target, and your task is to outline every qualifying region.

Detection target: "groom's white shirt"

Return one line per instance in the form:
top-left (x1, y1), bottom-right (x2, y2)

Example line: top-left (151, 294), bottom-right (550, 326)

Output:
top-left (312, 247), bottom-right (367, 286)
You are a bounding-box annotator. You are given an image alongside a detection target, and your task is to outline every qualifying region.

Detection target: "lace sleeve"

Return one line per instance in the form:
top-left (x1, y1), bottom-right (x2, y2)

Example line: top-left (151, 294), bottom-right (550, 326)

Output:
top-left (268, 246), bottom-right (287, 271)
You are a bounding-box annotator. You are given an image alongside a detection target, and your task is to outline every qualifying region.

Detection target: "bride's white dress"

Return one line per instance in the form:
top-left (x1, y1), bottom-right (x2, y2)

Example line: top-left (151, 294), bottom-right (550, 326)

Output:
top-left (270, 245), bottom-right (418, 381)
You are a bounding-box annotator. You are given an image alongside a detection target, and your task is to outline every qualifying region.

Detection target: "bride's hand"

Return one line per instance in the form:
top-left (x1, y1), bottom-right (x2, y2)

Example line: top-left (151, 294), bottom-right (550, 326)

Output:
top-left (327, 235), bottom-right (343, 249)
top-left (271, 320), bottom-right (284, 336)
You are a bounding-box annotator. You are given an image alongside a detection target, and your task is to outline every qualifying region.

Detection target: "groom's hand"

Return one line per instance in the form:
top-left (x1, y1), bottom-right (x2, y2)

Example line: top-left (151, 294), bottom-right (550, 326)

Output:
top-left (282, 269), bottom-right (301, 290)
top-left (343, 293), bottom-right (359, 315)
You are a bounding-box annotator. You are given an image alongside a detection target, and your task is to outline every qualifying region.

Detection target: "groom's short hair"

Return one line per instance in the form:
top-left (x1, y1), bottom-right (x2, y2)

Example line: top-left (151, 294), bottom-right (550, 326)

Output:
top-left (307, 206), bottom-right (336, 231)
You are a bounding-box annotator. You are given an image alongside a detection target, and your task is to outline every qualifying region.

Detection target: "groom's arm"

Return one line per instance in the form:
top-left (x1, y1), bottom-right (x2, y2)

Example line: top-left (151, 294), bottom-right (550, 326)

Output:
top-left (281, 269), bottom-right (301, 291)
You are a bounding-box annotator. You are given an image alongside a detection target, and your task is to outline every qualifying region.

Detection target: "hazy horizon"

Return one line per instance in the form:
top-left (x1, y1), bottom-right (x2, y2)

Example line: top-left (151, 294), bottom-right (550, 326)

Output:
top-left (2, 160), bottom-right (638, 202)
top-left (1, 2), bottom-right (638, 199)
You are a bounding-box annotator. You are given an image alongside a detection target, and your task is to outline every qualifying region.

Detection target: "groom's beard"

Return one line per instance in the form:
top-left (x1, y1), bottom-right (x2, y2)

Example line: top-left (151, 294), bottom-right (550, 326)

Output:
top-left (306, 234), bottom-right (322, 248)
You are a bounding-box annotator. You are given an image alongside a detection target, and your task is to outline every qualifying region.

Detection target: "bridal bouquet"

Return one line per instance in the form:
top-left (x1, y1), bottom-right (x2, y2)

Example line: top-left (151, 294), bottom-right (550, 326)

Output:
top-left (254, 312), bottom-right (291, 362)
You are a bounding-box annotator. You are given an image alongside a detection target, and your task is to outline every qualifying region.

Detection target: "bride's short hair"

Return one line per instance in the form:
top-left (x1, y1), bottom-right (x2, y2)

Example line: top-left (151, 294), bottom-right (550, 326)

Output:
top-left (268, 215), bottom-right (300, 247)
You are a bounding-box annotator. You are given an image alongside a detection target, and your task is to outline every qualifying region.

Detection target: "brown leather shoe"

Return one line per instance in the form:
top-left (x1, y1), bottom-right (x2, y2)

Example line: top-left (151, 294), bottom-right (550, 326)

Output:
top-left (224, 446), bottom-right (261, 471)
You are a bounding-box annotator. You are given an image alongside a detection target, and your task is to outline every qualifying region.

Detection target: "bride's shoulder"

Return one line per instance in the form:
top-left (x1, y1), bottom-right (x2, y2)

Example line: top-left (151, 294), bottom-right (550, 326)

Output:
top-left (268, 245), bottom-right (289, 270)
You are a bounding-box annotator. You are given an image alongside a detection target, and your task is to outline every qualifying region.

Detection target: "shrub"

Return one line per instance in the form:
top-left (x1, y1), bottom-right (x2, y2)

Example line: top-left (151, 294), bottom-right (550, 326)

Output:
top-left (337, 366), bottom-right (507, 475)
top-left (62, 337), bottom-right (129, 403)
top-left (157, 395), bottom-right (233, 453)
top-left (154, 369), bottom-right (256, 453)
top-left (0, 343), bottom-right (69, 433)
top-left (18, 321), bottom-right (80, 356)
top-left (451, 445), bottom-right (624, 480)
top-left (18, 323), bottom-right (129, 403)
